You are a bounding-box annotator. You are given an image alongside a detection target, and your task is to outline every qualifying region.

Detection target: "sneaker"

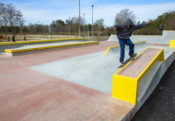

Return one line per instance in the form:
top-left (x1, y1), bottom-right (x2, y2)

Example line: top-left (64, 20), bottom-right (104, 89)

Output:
top-left (131, 53), bottom-right (137, 58)
top-left (121, 62), bottom-right (125, 66)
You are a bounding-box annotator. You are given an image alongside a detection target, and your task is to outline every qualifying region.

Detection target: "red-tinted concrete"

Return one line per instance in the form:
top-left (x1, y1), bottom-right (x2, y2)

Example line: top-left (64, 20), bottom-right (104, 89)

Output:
top-left (0, 41), bottom-right (136, 121)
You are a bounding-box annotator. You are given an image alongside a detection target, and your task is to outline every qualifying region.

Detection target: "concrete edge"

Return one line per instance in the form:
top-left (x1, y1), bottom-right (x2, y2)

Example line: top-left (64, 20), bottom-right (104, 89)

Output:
top-left (0, 38), bottom-right (84, 46)
top-left (122, 106), bottom-right (137, 121)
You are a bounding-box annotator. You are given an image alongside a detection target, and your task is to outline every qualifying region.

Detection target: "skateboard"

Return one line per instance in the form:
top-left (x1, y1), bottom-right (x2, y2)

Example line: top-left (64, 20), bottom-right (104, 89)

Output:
top-left (118, 56), bottom-right (136, 68)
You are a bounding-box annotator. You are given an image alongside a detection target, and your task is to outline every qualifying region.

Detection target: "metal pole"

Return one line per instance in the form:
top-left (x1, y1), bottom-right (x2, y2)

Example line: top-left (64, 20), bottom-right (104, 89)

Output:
top-left (79, 0), bottom-right (81, 37)
top-left (92, 4), bottom-right (94, 37)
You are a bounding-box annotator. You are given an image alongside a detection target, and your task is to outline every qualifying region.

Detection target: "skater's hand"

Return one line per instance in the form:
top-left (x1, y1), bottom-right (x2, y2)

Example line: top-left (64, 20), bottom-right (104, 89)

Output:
top-left (148, 21), bottom-right (151, 25)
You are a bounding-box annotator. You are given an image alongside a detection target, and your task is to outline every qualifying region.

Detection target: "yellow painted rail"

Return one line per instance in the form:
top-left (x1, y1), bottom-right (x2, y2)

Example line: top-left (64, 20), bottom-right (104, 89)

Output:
top-left (104, 45), bottom-right (120, 56)
top-left (0, 38), bottom-right (84, 46)
top-left (169, 40), bottom-right (175, 48)
top-left (5, 41), bottom-right (99, 53)
top-left (112, 47), bottom-right (164, 105)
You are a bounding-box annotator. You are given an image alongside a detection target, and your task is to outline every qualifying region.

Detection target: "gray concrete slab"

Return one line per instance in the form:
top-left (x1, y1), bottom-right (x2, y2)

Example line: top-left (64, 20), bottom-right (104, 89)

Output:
top-left (31, 51), bottom-right (118, 94)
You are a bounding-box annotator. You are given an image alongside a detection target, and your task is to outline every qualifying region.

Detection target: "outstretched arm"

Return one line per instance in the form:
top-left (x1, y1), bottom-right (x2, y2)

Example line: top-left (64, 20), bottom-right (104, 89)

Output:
top-left (134, 21), bottom-right (151, 30)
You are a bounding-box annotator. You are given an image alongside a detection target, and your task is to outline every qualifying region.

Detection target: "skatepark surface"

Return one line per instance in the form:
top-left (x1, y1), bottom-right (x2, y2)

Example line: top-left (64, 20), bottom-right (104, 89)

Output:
top-left (1, 41), bottom-right (136, 121)
top-left (0, 31), bottom-right (175, 121)
top-left (31, 43), bottom-right (171, 94)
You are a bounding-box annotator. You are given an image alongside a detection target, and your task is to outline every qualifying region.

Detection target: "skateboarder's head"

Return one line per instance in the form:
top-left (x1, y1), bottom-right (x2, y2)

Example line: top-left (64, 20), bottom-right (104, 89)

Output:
top-left (125, 19), bottom-right (133, 29)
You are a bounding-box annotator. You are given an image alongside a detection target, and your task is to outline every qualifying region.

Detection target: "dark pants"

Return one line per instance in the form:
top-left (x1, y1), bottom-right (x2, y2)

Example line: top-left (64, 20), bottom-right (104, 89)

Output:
top-left (119, 38), bottom-right (135, 63)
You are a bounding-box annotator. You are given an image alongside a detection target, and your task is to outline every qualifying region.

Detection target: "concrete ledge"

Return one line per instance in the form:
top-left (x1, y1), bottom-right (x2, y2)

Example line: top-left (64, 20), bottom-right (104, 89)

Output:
top-left (112, 48), bottom-right (164, 105)
top-left (0, 38), bottom-right (84, 46)
top-left (5, 41), bottom-right (99, 56)
top-left (104, 41), bottom-right (146, 56)
top-left (169, 40), bottom-right (175, 48)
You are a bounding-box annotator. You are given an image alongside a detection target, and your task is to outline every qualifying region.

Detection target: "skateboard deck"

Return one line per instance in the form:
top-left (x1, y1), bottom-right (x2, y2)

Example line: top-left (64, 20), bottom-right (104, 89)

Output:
top-left (118, 57), bottom-right (136, 68)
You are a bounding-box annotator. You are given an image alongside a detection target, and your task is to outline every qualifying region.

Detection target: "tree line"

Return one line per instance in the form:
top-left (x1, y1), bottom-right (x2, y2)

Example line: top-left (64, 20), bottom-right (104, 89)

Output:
top-left (105, 9), bottom-right (175, 36)
top-left (134, 11), bottom-right (175, 35)
top-left (0, 2), bottom-right (175, 38)
top-left (0, 2), bottom-right (105, 37)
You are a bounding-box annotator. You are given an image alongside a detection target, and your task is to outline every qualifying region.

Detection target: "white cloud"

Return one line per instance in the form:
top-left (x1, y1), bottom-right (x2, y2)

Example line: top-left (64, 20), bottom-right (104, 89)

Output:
top-left (14, 2), bottom-right (175, 26)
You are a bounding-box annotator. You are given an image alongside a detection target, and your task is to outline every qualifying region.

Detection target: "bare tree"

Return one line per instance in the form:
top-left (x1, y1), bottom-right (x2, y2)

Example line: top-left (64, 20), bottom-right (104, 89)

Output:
top-left (0, 3), bottom-right (8, 36)
top-left (67, 16), bottom-right (85, 33)
top-left (96, 18), bottom-right (104, 36)
top-left (115, 9), bottom-right (136, 25)
top-left (72, 16), bottom-right (85, 25)
top-left (6, 3), bottom-right (23, 34)
top-left (0, 3), bottom-right (23, 36)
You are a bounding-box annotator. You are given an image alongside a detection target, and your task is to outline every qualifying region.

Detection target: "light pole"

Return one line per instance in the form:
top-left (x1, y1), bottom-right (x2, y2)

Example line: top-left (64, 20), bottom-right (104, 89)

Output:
top-left (91, 4), bottom-right (94, 36)
top-left (79, 0), bottom-right (81, 37)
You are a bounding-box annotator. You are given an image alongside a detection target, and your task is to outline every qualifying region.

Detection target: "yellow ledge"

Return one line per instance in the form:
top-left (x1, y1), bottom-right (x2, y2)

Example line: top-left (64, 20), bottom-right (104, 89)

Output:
top-left (112, 47), bottom-right (164, 105)
top-left (5, 41), bottom-right (99, 53)
top-left (104, 41), bottom-right (146, 56)
top-left (0, 38), bottom-right (84, 46)
top-left (169, 40), bottom-right (175, 48)
top-left (104, 45), bottom-right (120, 56)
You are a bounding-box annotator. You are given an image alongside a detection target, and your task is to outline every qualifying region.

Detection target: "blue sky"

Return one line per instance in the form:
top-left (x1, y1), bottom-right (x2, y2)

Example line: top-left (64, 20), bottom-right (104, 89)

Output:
top-left (1, 0), bottom-right (175, 26)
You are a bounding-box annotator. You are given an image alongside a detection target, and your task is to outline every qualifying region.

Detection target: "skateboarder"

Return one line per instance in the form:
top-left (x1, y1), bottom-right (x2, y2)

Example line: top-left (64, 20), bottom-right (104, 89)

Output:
top-left (113, 19), bottom-right (151, 66)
